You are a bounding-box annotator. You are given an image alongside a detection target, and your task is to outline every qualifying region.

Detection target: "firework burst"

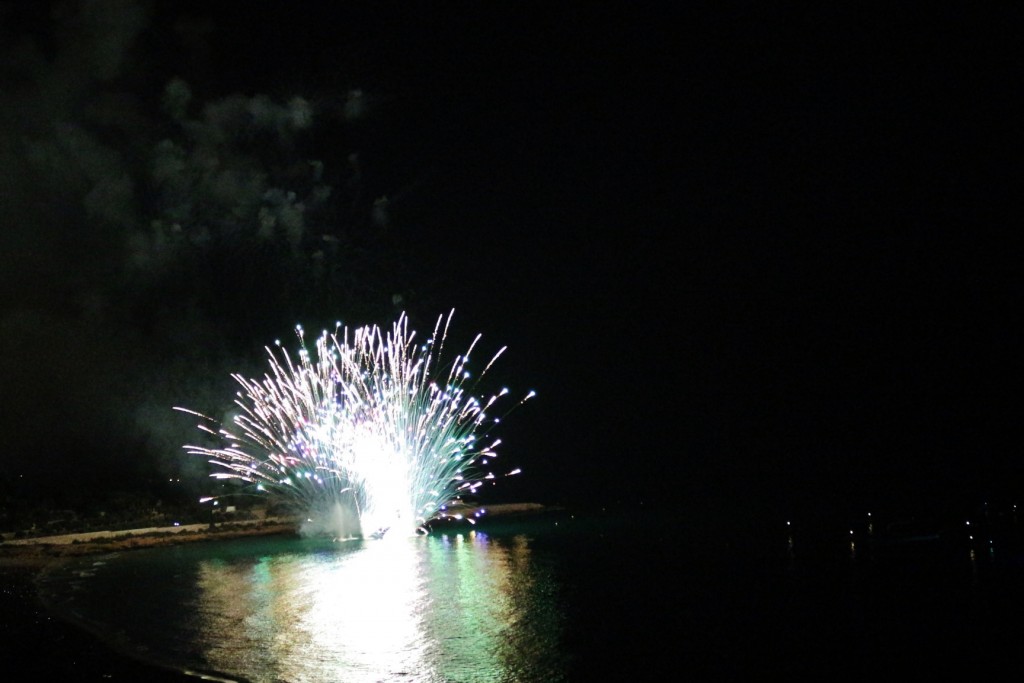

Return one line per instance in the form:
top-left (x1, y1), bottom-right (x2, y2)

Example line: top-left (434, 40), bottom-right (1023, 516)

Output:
top-left (175, 310), bottom-right (533, 537)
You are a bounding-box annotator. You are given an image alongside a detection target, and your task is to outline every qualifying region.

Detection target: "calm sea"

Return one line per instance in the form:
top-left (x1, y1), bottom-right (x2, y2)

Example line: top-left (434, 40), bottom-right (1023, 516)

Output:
top-left (36, 506), bottom-right (1024, 681)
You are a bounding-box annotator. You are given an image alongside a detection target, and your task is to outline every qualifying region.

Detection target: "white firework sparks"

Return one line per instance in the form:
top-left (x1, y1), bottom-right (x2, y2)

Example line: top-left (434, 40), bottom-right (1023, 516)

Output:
top-left (175, 310), bottom-right (534, 537)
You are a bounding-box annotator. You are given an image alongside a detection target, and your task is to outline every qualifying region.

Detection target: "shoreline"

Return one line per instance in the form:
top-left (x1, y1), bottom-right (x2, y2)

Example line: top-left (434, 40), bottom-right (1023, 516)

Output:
top-left (0, 520), bottom-right (300, 566)
top-left (0, 502), bottom-right (551, 564)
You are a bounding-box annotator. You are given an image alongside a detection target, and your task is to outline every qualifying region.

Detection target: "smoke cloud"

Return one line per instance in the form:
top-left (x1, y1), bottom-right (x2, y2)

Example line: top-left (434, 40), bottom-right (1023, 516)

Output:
top-left (0, 1), bottom-right (405, 507)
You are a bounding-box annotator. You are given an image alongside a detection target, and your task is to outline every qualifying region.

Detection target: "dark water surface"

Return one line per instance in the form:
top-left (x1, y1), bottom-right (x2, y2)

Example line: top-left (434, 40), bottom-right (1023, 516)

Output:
top-left (37, 506), bottom-right (1024, 681)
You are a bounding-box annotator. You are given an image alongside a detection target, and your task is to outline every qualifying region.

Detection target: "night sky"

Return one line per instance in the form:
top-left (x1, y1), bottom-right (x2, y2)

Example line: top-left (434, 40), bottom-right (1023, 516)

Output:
top-left (1, 3), bottom-right (1018, 526)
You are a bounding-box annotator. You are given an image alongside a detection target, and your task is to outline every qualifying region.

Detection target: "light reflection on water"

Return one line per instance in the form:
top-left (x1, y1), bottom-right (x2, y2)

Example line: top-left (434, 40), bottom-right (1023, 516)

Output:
top-left (196, 534), bottom-right (434, 681)
top-left (43, 529), bottom-right (566, 683)
top-left (37, 507), bottom-right (1024, 680)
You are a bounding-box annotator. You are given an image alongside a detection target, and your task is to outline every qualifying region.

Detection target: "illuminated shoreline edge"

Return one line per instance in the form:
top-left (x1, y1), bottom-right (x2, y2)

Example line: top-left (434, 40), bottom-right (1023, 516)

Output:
top-left (0, 503), bottom-right (556, 549)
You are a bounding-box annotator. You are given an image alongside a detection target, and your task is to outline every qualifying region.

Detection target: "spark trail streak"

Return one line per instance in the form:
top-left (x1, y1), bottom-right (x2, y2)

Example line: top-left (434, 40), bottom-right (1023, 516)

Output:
top-left (176, 311), bottom-right (533, 537)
